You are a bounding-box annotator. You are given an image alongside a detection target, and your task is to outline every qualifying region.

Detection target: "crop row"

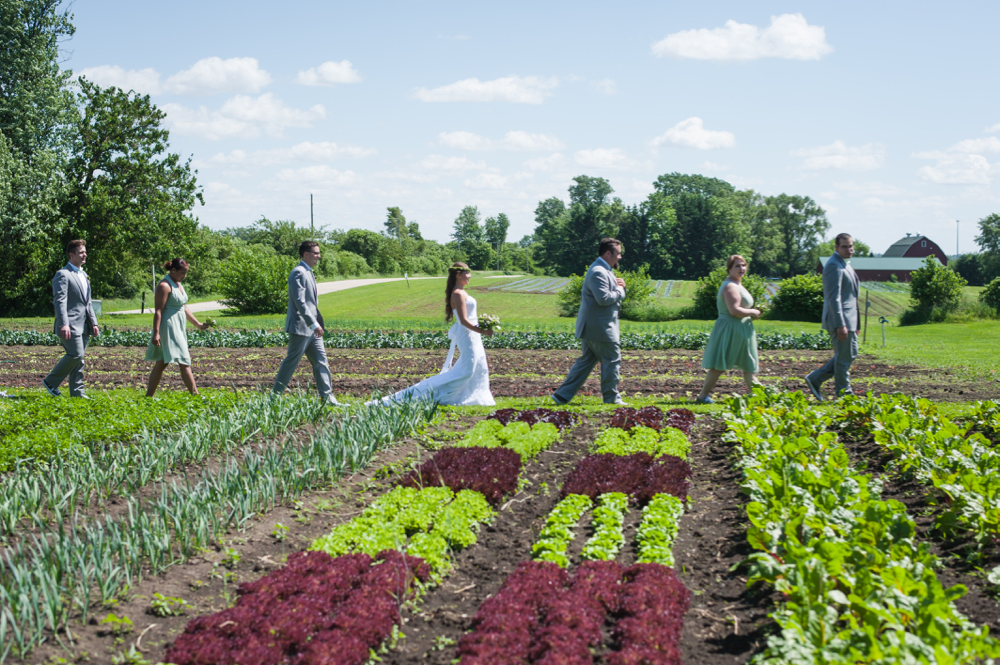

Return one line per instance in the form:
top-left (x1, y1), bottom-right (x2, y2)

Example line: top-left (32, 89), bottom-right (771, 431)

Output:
top-left (0, 391), bottom-right (326, 535)
top-left (457, 559), bottom-right (689, 665)
top-left (455, 419), bottom-right (561, 460)
top-left (0, 327), bottom-right (833, 351)
top-left (0, 398), bottom-right (435, 662)
top-left (837, 394), bottom-right (1000, 556)
top-left (725, 388), bottom-right (1000, 663)
top-left (309, 485), bottom-right (494, 576)
top-left (0, 388), bottom-right (245, 470)
top-left (166, 549), bottom-right (428, 665)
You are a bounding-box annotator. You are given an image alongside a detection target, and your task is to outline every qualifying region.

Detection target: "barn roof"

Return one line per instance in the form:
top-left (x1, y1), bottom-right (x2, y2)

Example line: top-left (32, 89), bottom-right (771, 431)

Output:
top-left (818, 256), bottom-right (939, 271)
top-left (883, 234), bottom-right (930, 257)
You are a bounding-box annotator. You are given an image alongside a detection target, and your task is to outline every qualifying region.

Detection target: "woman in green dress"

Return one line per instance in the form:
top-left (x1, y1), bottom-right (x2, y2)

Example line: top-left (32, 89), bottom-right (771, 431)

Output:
top-left (694, 254), bottom-right (761, 404)
top-left (145, 258), bottom-right (210, 396)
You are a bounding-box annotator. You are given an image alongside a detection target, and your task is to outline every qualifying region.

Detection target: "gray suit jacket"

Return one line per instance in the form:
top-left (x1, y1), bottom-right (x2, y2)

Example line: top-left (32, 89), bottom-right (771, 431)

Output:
top-left (821, 253), bottom-right (860, 333)
top-left (52, 264), bottom-right (97, 336)
top-left (284, 262), bottom-right (324, 335)
top-left (576, 257), bottom-right (625, 344)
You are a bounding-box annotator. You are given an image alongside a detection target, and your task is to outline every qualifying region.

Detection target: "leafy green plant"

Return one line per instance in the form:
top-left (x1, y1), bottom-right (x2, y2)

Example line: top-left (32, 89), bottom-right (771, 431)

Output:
top-left (220, 547), bottom-right (241, 570)
top-left (532, 493), bottom-right (593, 567)
top-left (271, 523), bottom-right (289, 542)
top-left (635, 493), bottom-right (684, 566)
top-left (591, 425), bottom-right (690, 459)
top-left (580, 492), bottom-right (628, 561)
top-left (980, 276), bottom-right (1000, 313)
top-left (99, 613), bottom-right (133, 636)
top-left (909, 255), bottom-right (967, 312)
top-left (455, 419), bottom-right (560, 460)
top-left (149, 592), bottom-right (190, 617)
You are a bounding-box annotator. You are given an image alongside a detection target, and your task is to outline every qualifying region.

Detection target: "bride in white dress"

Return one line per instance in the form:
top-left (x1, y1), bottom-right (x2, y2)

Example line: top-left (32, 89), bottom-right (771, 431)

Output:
top-left (372, 262), bottom-right (495, 407)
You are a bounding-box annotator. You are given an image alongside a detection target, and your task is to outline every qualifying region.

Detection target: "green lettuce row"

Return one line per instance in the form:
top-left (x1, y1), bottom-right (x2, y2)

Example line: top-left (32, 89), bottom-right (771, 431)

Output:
top-left (309, 486), bottom-right (494, 577)
top-left (532, 494), bottom-right (593, 568)
top-left (725, 388), bottom-right (1000, 664)
top-left (580, 492), bottom-right (629, 562)
top-left (454, 419), bottom-right (560, 460)
top-left (635, 494), bottom-right (684, 566)
top-left (837, 394), bottom-right (1000, 556)
top-left (591, 425), bottom-right (690, 460)
top-left (0, 327), bottom-right (832, 351)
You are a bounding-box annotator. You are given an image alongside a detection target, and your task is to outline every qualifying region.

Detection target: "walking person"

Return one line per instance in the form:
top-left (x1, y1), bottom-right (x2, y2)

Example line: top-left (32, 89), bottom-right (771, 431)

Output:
top-left (552, 238), bottom-right (627, 405)
top-left (694, 255), bottom-right (761, 404)
top-left (144, 259), bottom-right (210, 396)
top-left (369, 262), bottom-right (495, 406)
top-left (272, 241), bottom-right (339, 405)
top-left (805, 233), bottom-right (860, 401)
top-left (43, 239), bottom-right (100, 398)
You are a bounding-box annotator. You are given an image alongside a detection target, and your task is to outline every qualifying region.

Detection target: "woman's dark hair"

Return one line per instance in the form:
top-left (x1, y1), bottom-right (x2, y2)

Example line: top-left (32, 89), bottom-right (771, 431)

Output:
top-left (163, 258), bottom-right (189, 272)
top-left (445, 262), bottom-right (471, 322)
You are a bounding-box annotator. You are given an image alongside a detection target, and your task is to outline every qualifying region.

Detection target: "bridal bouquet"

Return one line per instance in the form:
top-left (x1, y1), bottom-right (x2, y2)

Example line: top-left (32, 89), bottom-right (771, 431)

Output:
top-left (203, 317), bottom-right (218, 328)
top-left (478, 313), bottom-right (501, 333)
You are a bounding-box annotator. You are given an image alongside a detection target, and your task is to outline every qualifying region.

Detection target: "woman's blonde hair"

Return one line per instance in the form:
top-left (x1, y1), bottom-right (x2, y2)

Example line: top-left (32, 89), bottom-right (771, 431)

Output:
top-left (445, 262), bottom-right (471, 322)
top-left (726, 254), bottom-right (748, 272)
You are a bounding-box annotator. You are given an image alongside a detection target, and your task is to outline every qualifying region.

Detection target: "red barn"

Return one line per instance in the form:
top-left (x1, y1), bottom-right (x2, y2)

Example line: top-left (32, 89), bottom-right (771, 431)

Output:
top-left (882, 233), bottom-right (948, 266)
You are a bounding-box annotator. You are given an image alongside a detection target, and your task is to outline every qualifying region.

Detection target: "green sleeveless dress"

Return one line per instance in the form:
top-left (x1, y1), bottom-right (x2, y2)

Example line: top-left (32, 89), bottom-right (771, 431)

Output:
top-left (701, 278), bottom-right (759, 373)
top-left (144, 275), bottom-right (192, 366)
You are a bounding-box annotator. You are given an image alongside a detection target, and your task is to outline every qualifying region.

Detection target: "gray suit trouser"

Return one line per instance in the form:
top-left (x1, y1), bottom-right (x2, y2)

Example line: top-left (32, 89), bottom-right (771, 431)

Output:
top-left (553, 339), bottom-right (621, 404)
top-left (807, 331), bottom-right (858, 397)
top-left (45, 335), bottom-right (90, 397)
top-left (272, 333), bottom-right (333, 398)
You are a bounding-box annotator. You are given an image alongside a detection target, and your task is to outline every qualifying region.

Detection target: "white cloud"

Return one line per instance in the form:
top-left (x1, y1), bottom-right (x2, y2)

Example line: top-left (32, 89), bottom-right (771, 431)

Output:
top-left (987, 123), bottom-right (1000, 133)
top-left (833, 181), bottom-right (906, 197)
top-left (653, 117), bottom-right (735, 150)
top-left (417, 155), bottom-right (488, 172)
top-left (164, 93), bottom-right (325, 140)
top-left (77, 65), bottom-right (162, 94)
top-left (275, 165), bottom-right (357, 186)
top-left (701, 161), bottom-right (729, 171)
top-left (412, 75), bottom-right (558, 104)
top-left (593, 78), bottom-right (616, 94)
top-left (652, 13), bottom-right (832, 61)
top-left (791, 141), bottom-right (885, 170)
top-left (295, 60), bottom-right (362, 87)
top-left (163, 57), bottom-right (271, 95)
top-left (438, 130), bottom-right (564, 151)
top-left (574, 148), bottom-right (632, 170)
top-left (205, 141), bottom-right (376, 166)
top-left (464, 173), bottom-right (509, 190)
top-left (947, 136), bottom-right (1000, 154)
top-left (523, 153), bottom-right (566, 172)
top-left (916, 153), bottom-right (991, 185)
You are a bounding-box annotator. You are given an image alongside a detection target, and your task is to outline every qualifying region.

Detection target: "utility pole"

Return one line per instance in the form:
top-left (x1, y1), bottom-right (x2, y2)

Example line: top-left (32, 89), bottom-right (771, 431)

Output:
top-left (310, 194), bottom-right (314, 235)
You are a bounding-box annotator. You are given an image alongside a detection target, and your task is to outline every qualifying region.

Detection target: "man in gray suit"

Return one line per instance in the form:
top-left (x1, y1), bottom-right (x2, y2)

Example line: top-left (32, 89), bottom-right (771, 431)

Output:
top-left (43, 239), bottom-right (100, 398)
top-left (272, 241), bottom-right (338, 404)
top-left (806, 233), bottom-right (860, 401)
top-left (553, 238), bottom-right (627, 405)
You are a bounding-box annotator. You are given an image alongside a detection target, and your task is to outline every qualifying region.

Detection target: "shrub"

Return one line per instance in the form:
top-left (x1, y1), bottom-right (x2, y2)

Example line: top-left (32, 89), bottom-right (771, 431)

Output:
top-left (218, 245), bottom-right (297, 314)
top-left (691, 266), bottom-right (768, 319)
top-left (909, 255), bottom-right (967, 312)
top-left (980, 277), bottom-right (1000, 313)
top-left (770, 273), bottom-right (824, 322)
top-left (333, 250), bottom-right (370, 277)
top-left (556, 265), bottom-right (655, 318)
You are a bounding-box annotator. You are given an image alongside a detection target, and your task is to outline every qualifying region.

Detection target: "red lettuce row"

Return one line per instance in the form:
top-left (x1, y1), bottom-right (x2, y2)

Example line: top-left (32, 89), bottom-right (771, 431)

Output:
top-left (608, 406), bottom-right (695, 436)
top-left (560, 453), bottom-right (691, 505)
top-left (609, 564), bottom-right (690, 665)
top-left (456, 559), bottom-right (689, 665)
top-left (488, 407), bottom-right (580, 431)
top-left (396, 446), bottom-right (522, 506)
top-left (166, 549), bottom-right (429, 665)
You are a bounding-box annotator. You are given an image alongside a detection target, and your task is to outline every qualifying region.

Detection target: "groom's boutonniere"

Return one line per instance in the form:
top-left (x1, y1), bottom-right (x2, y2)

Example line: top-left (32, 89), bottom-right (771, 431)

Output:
top-left (479, 313), bottom-right (501, 333)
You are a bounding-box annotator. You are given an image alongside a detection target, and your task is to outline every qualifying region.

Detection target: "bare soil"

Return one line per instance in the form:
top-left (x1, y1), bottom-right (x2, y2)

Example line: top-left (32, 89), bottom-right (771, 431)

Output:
top-left (2, 347), bottom-right (995, 401)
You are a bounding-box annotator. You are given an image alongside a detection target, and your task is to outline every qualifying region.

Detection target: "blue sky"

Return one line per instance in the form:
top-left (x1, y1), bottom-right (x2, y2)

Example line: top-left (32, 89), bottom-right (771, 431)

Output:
top-left (67, 1), bottom-right (1000, 255)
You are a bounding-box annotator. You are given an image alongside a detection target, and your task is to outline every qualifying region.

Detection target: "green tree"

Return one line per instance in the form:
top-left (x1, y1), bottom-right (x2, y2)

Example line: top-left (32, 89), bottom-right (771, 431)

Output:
top-left (975, 213), bottom-right (1000, 280)
top-left (0, 0), bottom-right (76, 314)
top-left (218, 245), bottom-right (296, 314)
top-left (452, 205), bottom-right (492, 269)
top-left (384, 206), bottom-right (407, 241)
top-left (532, 197), bottom-right (568, 274)
top-left (770, 273), bottom-right (824, 322)
top-left (229, 217), bottom-right (316, 257)
top-left (733, 190), bottom-right (782, 276)
top-left (60, 79), bottom-right (203, 299)
top-left (766, 194), bottom-right (829, 277)
top-left (815, 237), bottom-right (872, 260)
top-left (618, 194), bottom-right (677, 279)
top-left (691, 266), bottom-right (768, 319)
top-left (980, 276), bottom-right (1000, 313)
top-left (556, 175), bottom-right (619, 275)
top-left (909, 256), bottom-right (966, 312)
top-left (484, 212), bottom-right (510, 270)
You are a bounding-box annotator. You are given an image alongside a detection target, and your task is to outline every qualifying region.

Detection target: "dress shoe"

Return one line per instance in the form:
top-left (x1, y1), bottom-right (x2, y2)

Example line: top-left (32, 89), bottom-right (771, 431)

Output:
top-left (804, 376), bottom-right (823, 402)
top-left (42, 379), bottom-right (61, 397)
top-left (322, 395), bottom-right (342, 406)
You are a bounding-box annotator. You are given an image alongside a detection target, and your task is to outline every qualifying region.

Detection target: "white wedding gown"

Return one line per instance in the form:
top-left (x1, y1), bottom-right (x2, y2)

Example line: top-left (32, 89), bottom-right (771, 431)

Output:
top-left (374, 294), bottom-right (495, 406)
